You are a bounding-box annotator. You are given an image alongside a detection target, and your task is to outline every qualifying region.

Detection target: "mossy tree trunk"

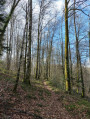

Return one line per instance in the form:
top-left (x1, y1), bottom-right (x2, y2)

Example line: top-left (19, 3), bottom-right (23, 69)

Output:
top-left (65, 0), bottom-right (71, 93)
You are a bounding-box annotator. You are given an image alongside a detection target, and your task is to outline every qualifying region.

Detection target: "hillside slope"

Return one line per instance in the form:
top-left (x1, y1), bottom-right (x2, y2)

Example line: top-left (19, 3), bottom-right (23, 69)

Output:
top-left (0, 72), bottom-right (90, 119)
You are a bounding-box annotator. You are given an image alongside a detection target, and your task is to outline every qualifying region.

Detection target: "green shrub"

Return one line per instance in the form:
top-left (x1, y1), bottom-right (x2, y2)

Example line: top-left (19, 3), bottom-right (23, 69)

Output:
top-left (49, 75), bottom-right (64, 90)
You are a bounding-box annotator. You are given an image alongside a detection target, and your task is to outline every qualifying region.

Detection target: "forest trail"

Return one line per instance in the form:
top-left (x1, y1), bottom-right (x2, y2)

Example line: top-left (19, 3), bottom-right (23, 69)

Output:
top-left (43, 81), bottom-right (74, 119)
top-left (43, 81), bottom-right (53, 91)
top-left (0, 75), bottom-right (90, 119)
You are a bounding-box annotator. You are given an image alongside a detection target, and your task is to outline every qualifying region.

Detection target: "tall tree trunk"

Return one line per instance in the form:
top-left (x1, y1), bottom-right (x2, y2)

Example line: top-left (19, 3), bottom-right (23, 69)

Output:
top-left (61, 18), bottom-right (65, 88)
top-left (46, 34), bottom-right (49, 80)
top-left (69, 42), bottom-right (72, 89)
top-left (89, 18), bottom-right (90, 62)
top-left (24, 4), bottom-right (28, 82)
top-left (79, 53), bottom-right (85, 97)
top-left (41, 33), bottom-right (45, 78)
top-left (48, 33), bottom-right (53, 78)
top-left (74, 0), bottom-right (79, 93)
top-left (38, 32), bottom-right (42, 79)
top-left (6, 27), bottom-right (9, 70)
top-left (7, 20), bottom-right (13, 70)
top-left (16, 34), bottom-right (19, 70)
top-left (36, 21), bottom-right (40, 80)
top-left (65, 0), bottom-right (71, 93)
top-left (25, 0), bottom-right (32, 84)
top-left (13, 25), bottom-right (26, 92)
top-left (36, 0), bottom-right (44, 80)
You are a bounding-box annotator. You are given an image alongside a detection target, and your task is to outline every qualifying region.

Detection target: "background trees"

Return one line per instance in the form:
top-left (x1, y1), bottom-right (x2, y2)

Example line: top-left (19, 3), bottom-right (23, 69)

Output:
top-left (0, 0), bottom-right (90, 97)
top-left (0, 0), bottom-right (6, 54)
top-left (0, 0), bottom-right (21, 55)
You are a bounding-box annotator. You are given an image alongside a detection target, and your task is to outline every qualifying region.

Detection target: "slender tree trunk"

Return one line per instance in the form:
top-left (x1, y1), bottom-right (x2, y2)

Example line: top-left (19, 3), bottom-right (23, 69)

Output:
top-left (25, 0), bottom-right (32, 84)
top-left (7, 20), bottom-right (13, 70)
top-left (36, 21), bottom-right (40, 80)
top-left (46, 35), bottom-right (49, 80)
top-left (6, 27), bottom-right (9, 70)
top-left (65, 0), bottom-right (71, 93)
top-left (48, 36), bottom-right (53, 78)
top-left (38, 29), bottom-right (42, 79)
top-left (61, 19), bottom-right (65, 88)
top-left (36, 0), bottom-right (44, 80)
top-left (13, 25), bottom-right (26, 92)
top-left (89, 18), bottom-right (90, 62)
top-left (23, 4), bottom-right (28, 82)
top-left (41, 33), bottom-right (45, 78)
top-left (16, 34), bottom-right (19, 70)
top-left (79, 54), bottom-right (85, 97)
top-left (69, 42), bottom-right (72, 89)
top-left (74, 0), bottom-right (79, 93)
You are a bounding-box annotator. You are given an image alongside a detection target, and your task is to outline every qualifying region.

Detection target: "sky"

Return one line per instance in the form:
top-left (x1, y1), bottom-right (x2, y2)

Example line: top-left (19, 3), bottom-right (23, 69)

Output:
top-left (22, 0), bottom-right (64, 13)
top-left (19, 0), bottom-right (90, 62)
top-left (4, 0), bottom-right (90, 66)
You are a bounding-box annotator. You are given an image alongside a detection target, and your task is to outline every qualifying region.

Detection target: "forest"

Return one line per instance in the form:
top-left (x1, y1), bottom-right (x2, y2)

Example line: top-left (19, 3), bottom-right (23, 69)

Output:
top-left (0, 0), bottom-right (90, 119)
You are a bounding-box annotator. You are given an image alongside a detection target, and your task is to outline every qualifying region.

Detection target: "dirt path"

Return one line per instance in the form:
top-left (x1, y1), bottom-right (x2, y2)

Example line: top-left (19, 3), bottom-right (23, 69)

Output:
top-left (43, 81), bottom-right (53, 91)
top-left (42, 81), bottom-right (74, 119)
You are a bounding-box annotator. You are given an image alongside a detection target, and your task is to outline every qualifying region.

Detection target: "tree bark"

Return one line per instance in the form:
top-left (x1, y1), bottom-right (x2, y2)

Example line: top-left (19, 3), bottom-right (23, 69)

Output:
top-left (74, 0), bottom-right (80, 93)
top-left (65, 0), bottom-right (71, 93)
top-left (25, 0), bottom-right (32, 85)
top-left (13, 25), bottom-right (26, 92)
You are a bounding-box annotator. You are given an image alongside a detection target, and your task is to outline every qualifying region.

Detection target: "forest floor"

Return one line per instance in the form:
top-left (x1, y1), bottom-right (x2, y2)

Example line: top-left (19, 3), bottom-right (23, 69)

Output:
top-left (0, 71), bottom-right (90, 119)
